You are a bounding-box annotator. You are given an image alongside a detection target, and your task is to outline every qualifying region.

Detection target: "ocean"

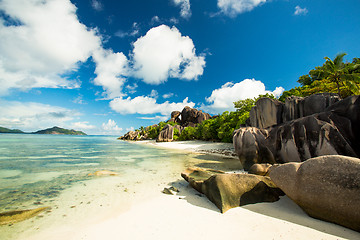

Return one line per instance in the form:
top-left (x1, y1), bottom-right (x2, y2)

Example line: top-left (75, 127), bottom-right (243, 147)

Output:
top-left (0, 134), bottom-right (225, 239)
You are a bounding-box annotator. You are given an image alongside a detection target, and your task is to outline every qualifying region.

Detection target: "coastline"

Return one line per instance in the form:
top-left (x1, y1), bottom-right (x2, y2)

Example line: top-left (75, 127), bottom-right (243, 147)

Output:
top-left (16, 140), bottom-right (360, 240)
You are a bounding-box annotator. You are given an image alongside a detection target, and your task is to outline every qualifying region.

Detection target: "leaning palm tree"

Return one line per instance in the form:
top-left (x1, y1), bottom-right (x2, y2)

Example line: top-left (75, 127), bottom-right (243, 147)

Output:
top-left (320, 53), bottom-right (360, 98)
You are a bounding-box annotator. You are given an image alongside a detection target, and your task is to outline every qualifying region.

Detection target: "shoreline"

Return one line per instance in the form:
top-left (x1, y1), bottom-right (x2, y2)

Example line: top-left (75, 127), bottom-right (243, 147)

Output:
top-left (12, 140), bottom-right (360, 240)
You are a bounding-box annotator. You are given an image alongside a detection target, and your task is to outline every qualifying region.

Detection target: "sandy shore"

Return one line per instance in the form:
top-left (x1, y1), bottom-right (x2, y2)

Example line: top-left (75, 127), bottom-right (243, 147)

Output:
top-left (22, 140), bottom-right (360, 240)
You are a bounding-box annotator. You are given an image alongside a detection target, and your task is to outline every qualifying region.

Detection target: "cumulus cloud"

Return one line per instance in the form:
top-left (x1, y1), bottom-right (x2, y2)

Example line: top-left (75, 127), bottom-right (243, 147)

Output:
top-left (71, 121), bottom-right (96, 130)
top-left (217, 0), bottom-right (267, 16)
top-left (101, 119), bottom-right (123, 133)
top-left (202, 79), bottom-right (284, 114)
top-left (132, 25), bottom-right (205, 84)
top-left (0, 100), bottom-right (79, 131)
top-left (0, 0), bottom-right (101, 96)
top-left (109, 96), bottom-right (195, 116)
top-left (294, 6), bottom-right (308, 16)
top-left (92, 48), bottom-right (129, 99)
top-left (172, 0), bottom-right (191, 19)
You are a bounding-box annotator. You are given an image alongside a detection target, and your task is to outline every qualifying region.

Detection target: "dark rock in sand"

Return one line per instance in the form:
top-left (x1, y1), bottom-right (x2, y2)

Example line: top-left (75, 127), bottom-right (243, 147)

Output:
top-left (0, 207), bottom-right (50, 225)
top-left (269, 155), bottom-right (360, 232)
top-left (181, 168), bottom-right (283, 213)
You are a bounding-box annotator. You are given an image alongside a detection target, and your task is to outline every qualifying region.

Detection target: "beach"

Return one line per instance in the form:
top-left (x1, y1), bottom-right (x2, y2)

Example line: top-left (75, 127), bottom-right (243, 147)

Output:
top-left (15, 140), bottom-right (360, 240)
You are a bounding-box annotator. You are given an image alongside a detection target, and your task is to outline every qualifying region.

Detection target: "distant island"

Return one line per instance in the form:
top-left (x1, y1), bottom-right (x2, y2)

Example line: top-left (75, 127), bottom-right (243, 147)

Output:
top-left (0, 127), bottom-right (25, 134)
top-left (0, 126), bottom-right (86, 135)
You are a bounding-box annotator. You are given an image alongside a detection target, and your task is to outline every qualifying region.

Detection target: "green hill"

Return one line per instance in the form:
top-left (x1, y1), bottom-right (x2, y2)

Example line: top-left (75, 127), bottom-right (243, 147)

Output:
top-left (0, 127), bottom-right (25, 134)
top-left (33, 126), bottom-right (86, 135)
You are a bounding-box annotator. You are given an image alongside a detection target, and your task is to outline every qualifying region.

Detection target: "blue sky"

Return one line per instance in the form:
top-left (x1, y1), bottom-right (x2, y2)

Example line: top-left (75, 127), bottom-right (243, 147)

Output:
top-left (0, 0), bottom-right (359, 135)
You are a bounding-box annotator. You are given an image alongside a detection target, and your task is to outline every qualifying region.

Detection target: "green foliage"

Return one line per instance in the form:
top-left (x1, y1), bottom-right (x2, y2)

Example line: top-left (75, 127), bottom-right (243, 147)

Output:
top-left (173, 127), bottom-right (180, 141)
top-left (295, 53), bottom-right (360, 98)
top-left (178, 126), bottom-right (197, 141)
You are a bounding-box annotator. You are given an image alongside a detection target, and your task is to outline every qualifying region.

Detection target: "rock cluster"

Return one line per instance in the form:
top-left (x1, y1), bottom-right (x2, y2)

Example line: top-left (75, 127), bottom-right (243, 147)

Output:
top-left (249, 93), bottom-right (340, 129)
top-left (234, 94), bottom-right (360, 170)
top-left (119, 106), bottom-right (211, 142)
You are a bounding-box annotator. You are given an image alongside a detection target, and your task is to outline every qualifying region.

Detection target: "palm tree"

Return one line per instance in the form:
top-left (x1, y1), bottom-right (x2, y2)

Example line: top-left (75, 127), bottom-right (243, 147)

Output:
top-left (321, 53), bottom-right (360, 98)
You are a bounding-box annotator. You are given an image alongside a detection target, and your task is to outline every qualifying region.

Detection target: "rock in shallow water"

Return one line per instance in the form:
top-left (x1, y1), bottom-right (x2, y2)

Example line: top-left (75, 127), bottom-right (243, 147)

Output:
top-left (181, 168), bottom-right (283, 213)
top-left (269, 155), bottom-right (360, 232)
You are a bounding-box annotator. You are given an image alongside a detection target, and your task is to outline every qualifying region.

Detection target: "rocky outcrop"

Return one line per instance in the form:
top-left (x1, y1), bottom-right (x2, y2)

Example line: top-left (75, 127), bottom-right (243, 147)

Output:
top-left (156, 124), bottom-right (174, 142)
top-left (181, 168), bottom-right (283, 213)
top-left (282, 93), bottom-right (340, 123)
top-left (180, 106), bottom-right (211, 127)
top-left (119, 106), bottom-right (211, 141)
top-left (118, 130), bottom-right (142, 141)
top-left (0, 207), bottom-right (49, 225)
top-left (250, 98), bottom-right (284, 129)
top-left (269, 155), bottom-right (360, 232)
top-left (249, 93), bottom-right (340, 129)
top-left (156, 124), bottom-right (185, 142)
top-left (234, 95), bottom-right (360, 170)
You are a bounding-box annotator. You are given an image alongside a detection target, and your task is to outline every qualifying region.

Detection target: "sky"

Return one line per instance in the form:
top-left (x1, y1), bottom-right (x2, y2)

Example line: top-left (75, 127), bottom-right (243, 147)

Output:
top-left (0, 0), bottom-right (359, 135)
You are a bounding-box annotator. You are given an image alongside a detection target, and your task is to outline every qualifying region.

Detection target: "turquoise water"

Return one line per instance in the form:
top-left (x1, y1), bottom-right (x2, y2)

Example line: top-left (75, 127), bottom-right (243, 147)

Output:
top-left (0, 134), bottom-right (241, 240)
top-left (0, 134), bottom-right (191, 213)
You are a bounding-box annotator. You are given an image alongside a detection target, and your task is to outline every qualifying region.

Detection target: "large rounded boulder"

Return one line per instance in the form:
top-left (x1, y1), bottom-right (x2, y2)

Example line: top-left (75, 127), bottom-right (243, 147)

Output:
top-left (269, 155), bottom-right (360, 232)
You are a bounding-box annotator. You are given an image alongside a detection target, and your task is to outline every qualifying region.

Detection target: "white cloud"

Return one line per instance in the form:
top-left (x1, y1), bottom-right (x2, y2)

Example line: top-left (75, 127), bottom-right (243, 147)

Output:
top-left (0, 0), bottom-right (101, 95)
top-left (217, 0), bottom-right (267, 16)
top-left (109, 96), bottom-right (195, 116)
top-left (163, 93), bottom-right (174, 99)
top-left (0, 99), bottom-right (79, 132)
top-left (114, 22), bottom-right (140, 38)
top-left (72, 94), bottom-right (87, 104)
top-left (132, 25), bottom-right (205, 84)
top-left (202, 79), bottom-right (284, 114)
top-left (151, 16), bottom-right (161, 25)
top-left (149, 90), bottom-right (159, 98)
top-left (137, 116), bottom-right (169, 122)
top-left (102, 119), bottom-right (123, 133)
top-left (172, 0), bottom-right (191, 19)
top-left (126, 127), bottom-right (135, 132)
top-left (71, 121), bottom-right (96, 130)
top-left (294, 6), bottom-right (308, 16)
top-left (91, 0), bottom-right (103, 11)
top-left (92, 48), bottom-right (129, 99)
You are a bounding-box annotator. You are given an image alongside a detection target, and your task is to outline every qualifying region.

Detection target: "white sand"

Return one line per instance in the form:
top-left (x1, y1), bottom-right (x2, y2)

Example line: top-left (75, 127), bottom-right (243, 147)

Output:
top-left (21, 141), bottom-right (360, 240)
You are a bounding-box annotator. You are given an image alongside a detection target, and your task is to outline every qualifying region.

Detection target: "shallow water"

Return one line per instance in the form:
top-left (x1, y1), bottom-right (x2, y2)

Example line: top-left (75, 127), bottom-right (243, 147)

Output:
top-left (0, 134), bottom-right (240, 239)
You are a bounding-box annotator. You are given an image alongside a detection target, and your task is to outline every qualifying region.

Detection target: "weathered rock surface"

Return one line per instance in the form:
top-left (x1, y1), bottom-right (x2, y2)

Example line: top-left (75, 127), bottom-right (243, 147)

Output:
top-left (282, 93), bottom-right (340, 123)
top-left (0, 207), bottom-right (49, 225)
top-left (248, 163), bottom-right (274, 176)
top-left (249, 93), bottom-right (340, 129)
top-left (118, 131), bottom-right (141, 141)
top-left (156, 124), bottom-right (174, 142)
top-left (250, 98), bottom-right (284, 129)
top-left (269, 155), bottom-right (360, 232)
top-left (181, 168), bottom-right (283, 213)
top-left (180, 106), bottom-right (211, 126)
top-left (234, 95), bottom-right (360, 170)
